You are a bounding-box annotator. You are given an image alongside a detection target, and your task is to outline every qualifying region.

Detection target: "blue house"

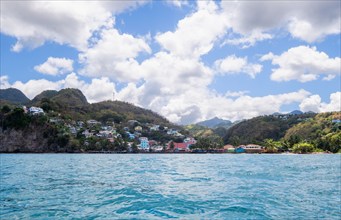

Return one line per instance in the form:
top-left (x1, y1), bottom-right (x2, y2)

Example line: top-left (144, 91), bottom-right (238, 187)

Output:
top-left (235, 146), bottom-right (246, 153)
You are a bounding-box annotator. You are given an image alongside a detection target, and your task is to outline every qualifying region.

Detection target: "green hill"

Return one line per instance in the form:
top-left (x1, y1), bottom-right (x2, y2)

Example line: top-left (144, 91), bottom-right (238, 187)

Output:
top-left (0, 88), bottom-right (30, 104)
top-left (31, 90), bottom-right (58, 104)
top-left (283, 112), bottom-right (340, 152)
top-left (224, 113), bottom-right (316, 145)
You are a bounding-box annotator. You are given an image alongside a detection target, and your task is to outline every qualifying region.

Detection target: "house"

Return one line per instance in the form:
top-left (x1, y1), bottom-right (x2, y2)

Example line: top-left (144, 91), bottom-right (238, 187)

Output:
top-left (28, 106), bottom-right (44, 115)
top-left (87, 119), bottom-right (100, 126)
top-left (150, 125), bottom-right (159, 131)
top-left (332, 119), bottom-right (341, 124)
top-left (82, 130), bottom-right (93, 138)
top-left (69, 126), bottom-right (77, 136)
top-left (148, 140), bottom-right (158, 147)
top-left (244, 144), bottom-right (264, 153)
top-left (224, 144), bottom-right (235, 153)
top-left (139, 137), bottom-right (150, 150)
top-left (167, 142), bottom-right (191, 152)
top-left (235, 146), bottom-right (246, 153)
top-left (126, 132), bottom-right (135, 140)
top-left (151, 145), bottom-right (164, 152)
top-left (184, 137), bottom-right (196, 148)
top-left (167, 129), bottom-right (178, 135)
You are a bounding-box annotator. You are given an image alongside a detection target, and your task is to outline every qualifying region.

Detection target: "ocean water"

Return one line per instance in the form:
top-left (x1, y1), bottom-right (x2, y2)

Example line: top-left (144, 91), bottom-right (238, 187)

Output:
top-left (1, 154), bottom-right (340, 219)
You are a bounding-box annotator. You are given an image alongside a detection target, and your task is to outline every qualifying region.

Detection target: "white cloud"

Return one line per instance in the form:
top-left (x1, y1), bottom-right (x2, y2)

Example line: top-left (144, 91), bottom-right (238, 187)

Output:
top-left (223, 31), bottom-right (272, 48)
top-left (62, 73), bottom-right (116, 103)
top-left (34, 57), bottom-right (73, 75)
top-left (221, 1), bottom-right (340, 43)
top-left (261, 46), bottom-right (340, 82)
top-left (300, 92), bottom-right (341, 113)
top-left (299, 95), bottom-right (322, 113)
top-left (11, 79), bottom-right (63, 99)
top-left (0, 1), bottom-right (146, 51)
top-left (79, 28), bottom-right (151, 82)
top-left (5, 73), bottom-right (116, 103)
top-left (0, 75), bottom-right (11, 89)
top-left (214, 55), bottom-right (262, 78)
top-left (156, 1), bottom-right (229, 58)
top-left (166, 0), bottom-right (188, 8)
top-left (225, 90), bottom-right (249, 98)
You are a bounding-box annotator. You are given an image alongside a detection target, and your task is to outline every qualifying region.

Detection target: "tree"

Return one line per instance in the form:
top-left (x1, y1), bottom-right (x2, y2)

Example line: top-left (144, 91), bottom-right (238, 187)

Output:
top-left (170, 141), bottom-right (175, 151)
top-left (132, 142), bottom-right (139, 153)
top-left (264, 139), bottom-right (280, 153)
top-left (1, 105), bottom-right (11, 114)
top-left (292, 142), bottom-right (316, 153)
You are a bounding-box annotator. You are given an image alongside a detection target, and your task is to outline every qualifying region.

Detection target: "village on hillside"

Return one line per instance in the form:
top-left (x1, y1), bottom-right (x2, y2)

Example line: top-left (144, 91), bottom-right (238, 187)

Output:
top-left (7, 105), bottom-right (276, 154)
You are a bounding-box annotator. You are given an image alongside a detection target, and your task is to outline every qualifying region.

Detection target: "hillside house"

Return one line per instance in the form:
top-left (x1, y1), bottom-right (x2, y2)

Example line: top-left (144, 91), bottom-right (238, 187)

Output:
top-left (29, 106), bottom-right (44, 115)
top-left (139, 137), bottom-right (150, 150)
top-left (244, 144), bottom-right (264, 153)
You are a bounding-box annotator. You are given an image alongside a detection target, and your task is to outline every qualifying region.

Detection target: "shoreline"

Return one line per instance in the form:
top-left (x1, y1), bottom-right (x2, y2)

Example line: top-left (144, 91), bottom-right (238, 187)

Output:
top-left (0, 152), bottom-right (336, 155)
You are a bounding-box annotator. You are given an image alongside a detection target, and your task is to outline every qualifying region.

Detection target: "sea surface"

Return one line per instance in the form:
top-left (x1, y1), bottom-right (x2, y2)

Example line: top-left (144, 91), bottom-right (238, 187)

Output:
top-left (1, 154), bottom-right (340, 219)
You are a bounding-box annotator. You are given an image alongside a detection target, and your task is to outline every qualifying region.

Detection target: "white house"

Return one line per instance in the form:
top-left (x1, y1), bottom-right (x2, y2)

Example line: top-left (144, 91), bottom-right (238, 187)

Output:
top-left (28, 106), bottom-right (44, 115)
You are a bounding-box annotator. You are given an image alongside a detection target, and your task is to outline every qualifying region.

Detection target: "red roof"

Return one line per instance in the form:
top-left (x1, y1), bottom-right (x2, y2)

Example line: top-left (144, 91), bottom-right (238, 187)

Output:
top-left (168, 142), bottom-right (189, 149)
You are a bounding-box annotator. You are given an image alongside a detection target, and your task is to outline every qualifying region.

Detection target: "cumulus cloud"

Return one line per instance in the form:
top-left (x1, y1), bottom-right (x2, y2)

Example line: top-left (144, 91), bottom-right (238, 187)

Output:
top-left (0, 75), bottom-right (11, 89)
top-left (0, 1), bottom-right (146, 51)
top-left (11, 79), bottom-right (63, 99)
top-left (79, 28), bottom-right (151, 82)
top-left (214, 55), bottom-right (262, 78)
top-left (34, 57), bottom-right (73, 75)
top-left (156, 1), bottom-right (229, 58)
top-left (166, 0), bottom-right (188, 8)
top-left (300, 92), bottom-right (341, 113)
top-left (223, 31), bottom-right (273, 48)
top-left (261, 46), bottom-right (340, 82)
top-left (5, 73), bottom-right (116, 103)
top-left (221, 1), bottom-right (340, 43)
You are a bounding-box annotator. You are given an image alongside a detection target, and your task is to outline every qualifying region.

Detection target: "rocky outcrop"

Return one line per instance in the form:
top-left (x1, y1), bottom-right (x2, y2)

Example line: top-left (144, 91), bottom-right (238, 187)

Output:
top-left (0, 126), bottom-right (50, 152)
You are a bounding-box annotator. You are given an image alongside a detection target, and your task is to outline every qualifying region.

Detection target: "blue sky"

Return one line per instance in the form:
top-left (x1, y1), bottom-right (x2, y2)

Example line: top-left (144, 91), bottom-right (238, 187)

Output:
top-left (0, 1), bottom-right (340, 124)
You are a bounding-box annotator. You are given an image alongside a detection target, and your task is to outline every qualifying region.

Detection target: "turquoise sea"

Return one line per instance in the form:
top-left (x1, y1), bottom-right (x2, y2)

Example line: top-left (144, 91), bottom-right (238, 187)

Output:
top-left (1, 154), bottom-right (340, 219)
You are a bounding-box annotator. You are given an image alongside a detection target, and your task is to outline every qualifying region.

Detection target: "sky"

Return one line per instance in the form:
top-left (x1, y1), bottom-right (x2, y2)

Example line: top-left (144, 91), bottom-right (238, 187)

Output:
top-left (0, 0), bottom-right (340, 124)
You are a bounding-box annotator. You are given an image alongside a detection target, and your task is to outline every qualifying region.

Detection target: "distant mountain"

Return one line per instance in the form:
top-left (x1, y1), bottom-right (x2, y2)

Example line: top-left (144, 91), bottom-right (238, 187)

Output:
top-left (196, 117), bottom-right (232, 128)
top-left (0, 88), bottom-right (30, 104)
top-left (289, 110), bottom-right (303, 115)
top-left (31, 90), bottom-right (58, 104)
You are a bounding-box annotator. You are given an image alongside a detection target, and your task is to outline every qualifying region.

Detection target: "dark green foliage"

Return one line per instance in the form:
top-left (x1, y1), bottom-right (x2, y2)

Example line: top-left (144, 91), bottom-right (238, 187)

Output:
top-left (191, 136), bottom-right (224, 150)
top-left (224, 113), bottom-right (316, 145)
top-left (2, 108), bottom-right (31, 129)
top-left (31, 90), bottom-right (58, 103)
top-left (1, 105), bottom-right (11, 114)
top-left (0, 88), bottom-right (30, 104)
top-left (284, 112), bottom-right (341, 153)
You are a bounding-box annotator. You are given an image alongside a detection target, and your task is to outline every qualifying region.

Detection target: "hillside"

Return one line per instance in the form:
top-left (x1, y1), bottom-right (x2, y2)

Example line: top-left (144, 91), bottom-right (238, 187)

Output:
top-left (283, 112), bottom-right (340, 152)
top-left (89, 100), bottom-right (174, 127)
top-left (31, 90), bottom-right (58, 104)
top-left (0, 88), bottom-right (173, 127)
top-left (224, 112), bottom-right (317, 145)
top-left (0, 88), bottom-right (30, 104)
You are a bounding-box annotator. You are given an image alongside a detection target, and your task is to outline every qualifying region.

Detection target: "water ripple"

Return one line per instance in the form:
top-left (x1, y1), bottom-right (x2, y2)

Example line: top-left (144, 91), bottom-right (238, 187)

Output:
top-left (1, 154), bottom-right (340, 219)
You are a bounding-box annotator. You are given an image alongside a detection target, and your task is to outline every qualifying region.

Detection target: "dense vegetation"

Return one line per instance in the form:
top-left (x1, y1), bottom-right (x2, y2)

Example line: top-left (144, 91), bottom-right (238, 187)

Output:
top-left (225, 112), bottom-right (341, 153)
top-left (224, 113), bottom-right (316, 145)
